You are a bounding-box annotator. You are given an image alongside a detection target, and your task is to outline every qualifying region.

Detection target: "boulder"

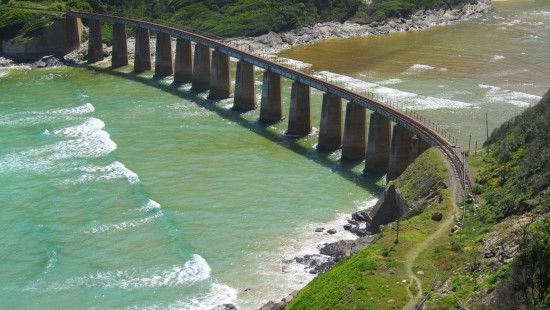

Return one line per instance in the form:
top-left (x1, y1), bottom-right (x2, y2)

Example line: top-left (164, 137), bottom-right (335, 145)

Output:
top-left (431, 212), bottom-right (443, 221)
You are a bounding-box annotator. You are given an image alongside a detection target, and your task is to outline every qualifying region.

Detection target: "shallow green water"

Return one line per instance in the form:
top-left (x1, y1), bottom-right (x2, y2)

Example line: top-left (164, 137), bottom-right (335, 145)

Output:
top-left (1, 1), bottom-right (549, 309)
top-left (0, 67), bottom-right (378, 309)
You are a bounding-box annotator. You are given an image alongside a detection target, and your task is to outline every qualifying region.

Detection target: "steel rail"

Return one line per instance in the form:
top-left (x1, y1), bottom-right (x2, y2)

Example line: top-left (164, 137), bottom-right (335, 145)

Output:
top-left (7, 6), bottom-right (474, 192)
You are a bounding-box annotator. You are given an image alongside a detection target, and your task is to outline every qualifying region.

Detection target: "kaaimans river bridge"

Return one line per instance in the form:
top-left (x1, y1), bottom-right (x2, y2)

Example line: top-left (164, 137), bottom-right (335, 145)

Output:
top-left (8, 7), bottom-right (474, 194)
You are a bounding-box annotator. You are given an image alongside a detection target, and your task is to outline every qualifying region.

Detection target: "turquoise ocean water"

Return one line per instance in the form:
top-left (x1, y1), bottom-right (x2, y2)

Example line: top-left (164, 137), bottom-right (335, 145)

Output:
top-left (1, 1), bottom-right (549, 308)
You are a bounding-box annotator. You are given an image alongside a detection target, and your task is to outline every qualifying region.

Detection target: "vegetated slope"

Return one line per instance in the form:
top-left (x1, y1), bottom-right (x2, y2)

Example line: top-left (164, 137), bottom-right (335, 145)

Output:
top-left (289, 90), bottom-right (550, 310)
top-left (2, 0), bottom-right (477, 39)
top-left (427, 89), bottom-right (550, 309)
top-left (288, 148), bottom-right (458, 309)
top-left (0, 7), bottom-right (61, 42)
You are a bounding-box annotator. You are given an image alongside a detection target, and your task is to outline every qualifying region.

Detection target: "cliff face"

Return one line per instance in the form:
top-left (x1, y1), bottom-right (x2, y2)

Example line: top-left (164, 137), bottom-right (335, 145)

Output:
top-left (366, 148), bottom-right (450, 233)
top-left (2, 17), bottom-right (82, 61)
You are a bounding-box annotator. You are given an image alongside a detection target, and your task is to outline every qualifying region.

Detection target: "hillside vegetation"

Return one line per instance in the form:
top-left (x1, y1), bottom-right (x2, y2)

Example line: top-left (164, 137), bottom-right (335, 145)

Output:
top-left (1, 0), bottom-right (477, 39)
top-left (289, 89), bottom-right (550, 309)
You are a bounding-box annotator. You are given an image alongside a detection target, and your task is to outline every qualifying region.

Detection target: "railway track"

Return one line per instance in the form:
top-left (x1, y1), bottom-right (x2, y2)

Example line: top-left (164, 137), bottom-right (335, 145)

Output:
top-left (9, 5), bottom-right (474, 194)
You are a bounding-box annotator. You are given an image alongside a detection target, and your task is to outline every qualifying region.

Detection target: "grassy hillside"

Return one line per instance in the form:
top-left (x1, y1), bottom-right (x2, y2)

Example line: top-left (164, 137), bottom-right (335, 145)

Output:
top-left (1, 0), bottom-right (477, 39)
top-left (289, 90), bottom-right (550, 309)
top-left (288, 148), bottom-right (458, 309)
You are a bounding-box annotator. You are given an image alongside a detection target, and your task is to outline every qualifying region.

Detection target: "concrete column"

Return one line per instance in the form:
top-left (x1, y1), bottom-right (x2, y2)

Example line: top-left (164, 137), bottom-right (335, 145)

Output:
top-left (192, 44), bottom-right (211, 92)
top-left (154, 33), bottom-right (173, 78)
top-left (208, 50), bottom-right (232, 99)
top-left (65, 17), bottom-right (82, 52)
top-left (387, 125), bottom-right (415, 182)
top-left (134, 28), bottom-right (151, 73)
top-left (418, 138), bottom-right (431, 155)
top-left (286, 81), bottom-right (311, 136)
top-left (233, 61), bottom-right (256, 112)
top-left (111, 23), bottom-right (128, 68)
top-left (318, 93), bottom-right (342, 151)
top-left (410, 135), bottom-right (419, 163)
top-left (364, 113), bottom-right (391, 173)
top-left (259, 71), bottom-right (283, 123)
top-left (341, 102), bottom-right (366, 161)
top-left (174, 38), bottom-right (192, 83)
top-left (87, 19), bottom-right (103, 63)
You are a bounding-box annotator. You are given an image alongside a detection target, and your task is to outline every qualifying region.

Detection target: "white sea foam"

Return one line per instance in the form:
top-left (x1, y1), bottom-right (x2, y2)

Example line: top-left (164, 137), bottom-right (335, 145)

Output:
top-left (167, 283), bottom-right (238, 310)
top-left (479, 84), bottom-right (542, 107)
top-left (265, 55), bottom-right (312, 70)
top-left (84, 200), bottom-right (162, 234)
top-left (377, 78), bottom-right (403, 85)
top-left (70, 161), bottom-right (140, 185)
top-left (491, 55), bottom-right (505, 61)
top-left (402, 64), bottom-right (436, 75)
top-left (313, 70), bottom-right (472, 110)
top-left (0, 103), bottom-right (95, 127)
top-left (47, 254), bottom-right (210, 291)
top-left (47, 103), bottom-right (95, 115)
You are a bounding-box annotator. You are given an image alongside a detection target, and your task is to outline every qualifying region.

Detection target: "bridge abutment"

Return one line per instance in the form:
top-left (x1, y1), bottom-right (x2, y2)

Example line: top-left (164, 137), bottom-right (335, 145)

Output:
top-left (318, 93), bottom-right (343, 151)
top-left (87, 20), bottom-right (103, 63)
top-left (111, 23), bottom-right (128, 68)
top-left (287, 81), bottom-right (311, 136)
top-left (134, 28), bottom-right (151, 73)
top-left (174, 38), bottom-right (193, 84)
top-left (208, 51), bottom-right (232, 99)
top-left (154, 33), bottom-right (173, 78)
top-left (387, 125), bottom-right (415, 182)
top-left (364, 113), bottom-right (391, 173)
top-left (233, 61), bottom-right (256, 111)
top-left (192, 44), bottom-right (211, 92)
top-left (259, 71), bottom-right (284, 123)
top-left (341, 102), bottom-right (366, 162)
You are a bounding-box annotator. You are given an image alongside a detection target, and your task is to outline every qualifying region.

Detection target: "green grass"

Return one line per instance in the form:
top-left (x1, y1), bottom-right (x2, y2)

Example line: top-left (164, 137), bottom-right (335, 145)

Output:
top-left (288, 149), bottom-right (457, 309)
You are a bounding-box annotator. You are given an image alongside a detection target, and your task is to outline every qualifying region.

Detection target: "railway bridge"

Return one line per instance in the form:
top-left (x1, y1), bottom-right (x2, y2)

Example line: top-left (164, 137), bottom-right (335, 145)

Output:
top-left (10, 9), bottom-right (473, 193)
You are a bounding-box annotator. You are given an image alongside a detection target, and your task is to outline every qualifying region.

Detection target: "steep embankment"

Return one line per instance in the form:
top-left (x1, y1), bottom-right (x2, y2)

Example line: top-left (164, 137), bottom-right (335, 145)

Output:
top-left (427, 89), bottom-right (550, 309)
top-left (288, 89), bottom-right (550, 309)
top-left (287, 148), bottom-right (459, 309)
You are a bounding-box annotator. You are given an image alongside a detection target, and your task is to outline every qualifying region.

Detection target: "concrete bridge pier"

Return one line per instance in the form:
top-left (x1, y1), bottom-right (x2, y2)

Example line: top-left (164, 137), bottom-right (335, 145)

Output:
top-left (259, 71), bottom-right (284, 123)
top-left (418, 139), bottom-right (431, 155)
top-left (154, 33), bottom-right (173, 78)
top-left (341, 102), bottom-right (366, 162)
top-left (364, 113), bottom-right (391, 173)
top-left (317, 93), bottom-right (342, 151)
top-left (134, 28), bottom-right (151, 73)
top-left (174, 38), bottom-right (193, 84)
top-left (111, 23), bottom-right (128, 68)
top-left (87, 20), bottom-right (103, 63)
top-left (208, 50), bottom-right (232, 99)
top-left (387, 125), bottom-right (415, 182)
top-left (192, 44), bottom-right (211, 92)
top-left (286, 81), bottom-right (311, 136)
top-left (233, 61), bottom-right (256, 111)
top-left (66, 17), bottom-right (82, 51)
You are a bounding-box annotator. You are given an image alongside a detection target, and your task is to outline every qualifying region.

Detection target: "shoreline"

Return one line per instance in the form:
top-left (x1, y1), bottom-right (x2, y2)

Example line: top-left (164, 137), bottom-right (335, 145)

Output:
top-left (223, 0), bottom-right (493, 54)
top-left (1, 2), bottom-right (494, 309)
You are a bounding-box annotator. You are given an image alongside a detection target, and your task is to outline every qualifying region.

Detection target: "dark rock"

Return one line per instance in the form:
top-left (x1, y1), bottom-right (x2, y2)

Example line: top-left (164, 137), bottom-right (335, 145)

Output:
top-left (431, 212), bottom-right (443, 221)
top-left (315, 227), bottom-right (324, 232)
top-left (343, 224), bottom-right (352, 231)
top-left (327, 229), bottom-right (337, 235)
top-left (352, 209), bottom-right (370, 222)
top-left (31, 55), bottom-right (64, 69)
top-left (210, 304), bottom-right (237, 310)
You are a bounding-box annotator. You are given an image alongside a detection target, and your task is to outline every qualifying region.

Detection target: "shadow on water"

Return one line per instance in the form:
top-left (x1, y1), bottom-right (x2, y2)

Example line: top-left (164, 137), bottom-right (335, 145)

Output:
top-left (76, 63), bottom-right (384, 195)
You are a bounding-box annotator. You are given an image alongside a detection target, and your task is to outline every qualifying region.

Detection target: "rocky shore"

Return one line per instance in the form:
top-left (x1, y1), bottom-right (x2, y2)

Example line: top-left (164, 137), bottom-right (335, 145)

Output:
top-left (223, 0), bottom-right (493, 54)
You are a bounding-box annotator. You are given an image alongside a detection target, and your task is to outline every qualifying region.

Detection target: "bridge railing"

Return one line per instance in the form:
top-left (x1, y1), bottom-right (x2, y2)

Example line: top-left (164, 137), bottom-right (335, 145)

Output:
top-left (7, 4), bottom-right (470, 192)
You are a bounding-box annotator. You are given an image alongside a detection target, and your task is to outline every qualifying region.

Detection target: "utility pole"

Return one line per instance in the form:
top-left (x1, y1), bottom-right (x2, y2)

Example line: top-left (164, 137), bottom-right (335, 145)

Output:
top-left (462, 152), bottom-right (467, 227)
top-left (486, 112), bottom-right (489, 141)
